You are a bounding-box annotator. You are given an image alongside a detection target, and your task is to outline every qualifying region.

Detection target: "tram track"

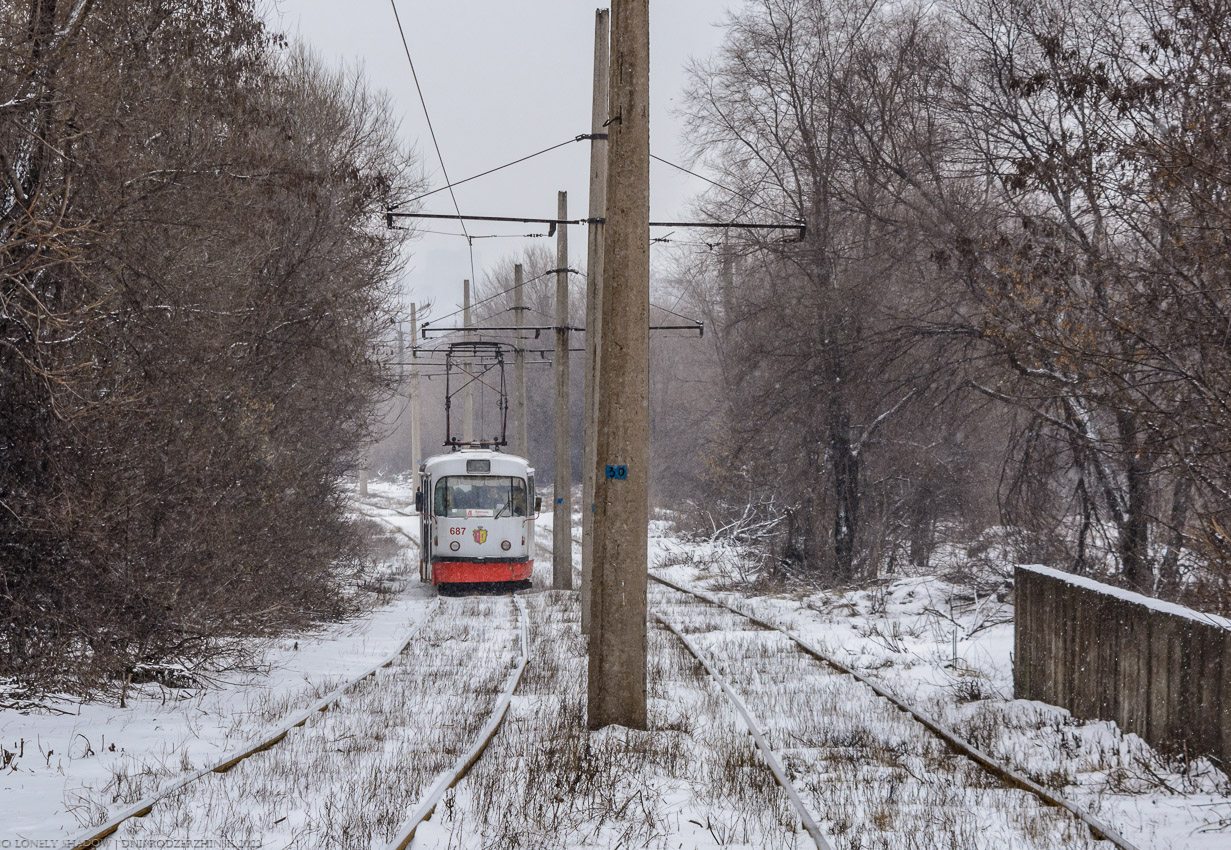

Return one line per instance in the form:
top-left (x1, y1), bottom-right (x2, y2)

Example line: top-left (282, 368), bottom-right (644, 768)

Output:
top-left (66, 599), bottom-right (441, 850)
top-left (538, 518), bottom-right (1136, 848)
top-left (346, 502), bottom-right (544, 847)
top-left (384, 595), bottom-right (529, 850)
top-left (79, 593), bottom-right (527, 848)
top-left (655, 611), bottom-right (835, 850)
top-left (351, 500), bottom-right (420, 544)
top-left (67, 500), bottom-right (531, 849)
top-left (649, 574), bottom-right (1139, 850)
top-left (367, 495), bottom-right (1138, 848)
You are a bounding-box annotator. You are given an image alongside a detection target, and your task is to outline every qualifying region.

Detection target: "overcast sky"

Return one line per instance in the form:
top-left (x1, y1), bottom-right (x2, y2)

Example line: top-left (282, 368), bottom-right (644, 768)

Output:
top-left (266, 1), bottom-right (735, 320)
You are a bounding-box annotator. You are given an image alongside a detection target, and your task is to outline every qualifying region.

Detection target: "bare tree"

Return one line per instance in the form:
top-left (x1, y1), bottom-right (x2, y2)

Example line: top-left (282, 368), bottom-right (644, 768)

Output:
top-left (681, 0), bottom-right (991, 581)
top-left (1, 1), bottom-right (420, 692)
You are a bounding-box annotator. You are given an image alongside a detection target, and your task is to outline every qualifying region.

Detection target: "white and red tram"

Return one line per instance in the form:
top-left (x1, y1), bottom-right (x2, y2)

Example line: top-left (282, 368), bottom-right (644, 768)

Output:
top-left (416, 448), bottom-right (539, 593)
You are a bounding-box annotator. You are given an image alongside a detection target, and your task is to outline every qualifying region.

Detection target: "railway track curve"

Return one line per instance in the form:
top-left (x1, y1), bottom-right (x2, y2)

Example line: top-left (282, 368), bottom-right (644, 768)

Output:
top-left (648, 571), bottom-right (1139, 850)
top-left (358, 494), bottom-right (1139, 849)
top-left (66, 600), bottom-right (441, 850)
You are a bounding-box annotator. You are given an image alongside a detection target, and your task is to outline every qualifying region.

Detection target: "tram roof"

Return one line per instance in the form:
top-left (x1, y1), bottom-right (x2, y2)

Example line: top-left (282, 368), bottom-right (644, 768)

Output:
top-left (421, 447), bottom-right (533, 477)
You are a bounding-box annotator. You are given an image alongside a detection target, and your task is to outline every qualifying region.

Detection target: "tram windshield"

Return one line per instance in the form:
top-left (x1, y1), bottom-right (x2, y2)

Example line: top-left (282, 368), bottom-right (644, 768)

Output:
top-left (434, 476), bottom-right (529, 518)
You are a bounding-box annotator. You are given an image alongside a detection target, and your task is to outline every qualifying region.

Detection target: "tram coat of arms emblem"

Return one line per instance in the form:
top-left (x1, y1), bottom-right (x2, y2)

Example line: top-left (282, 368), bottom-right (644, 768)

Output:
top-left (473, 527), bottom-right (488, 545)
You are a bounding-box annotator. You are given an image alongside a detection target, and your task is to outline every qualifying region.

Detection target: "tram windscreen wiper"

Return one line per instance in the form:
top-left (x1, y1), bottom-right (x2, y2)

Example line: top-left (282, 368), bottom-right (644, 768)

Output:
top-left (494, 497), bottom-right (513, 519)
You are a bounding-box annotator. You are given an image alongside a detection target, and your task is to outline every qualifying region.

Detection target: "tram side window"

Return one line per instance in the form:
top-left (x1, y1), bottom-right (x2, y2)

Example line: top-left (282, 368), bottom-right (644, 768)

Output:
top-left (434, 477), bottom-right (528, 518)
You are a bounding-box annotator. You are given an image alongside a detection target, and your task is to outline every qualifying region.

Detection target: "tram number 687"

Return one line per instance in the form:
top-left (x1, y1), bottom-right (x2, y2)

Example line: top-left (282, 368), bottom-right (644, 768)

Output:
top-left (450, 527), bottom-right (466, 536)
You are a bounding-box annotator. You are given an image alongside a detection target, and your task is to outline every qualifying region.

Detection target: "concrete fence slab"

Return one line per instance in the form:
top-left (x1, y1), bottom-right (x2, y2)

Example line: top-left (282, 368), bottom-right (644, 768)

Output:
top-left (1015, 564), bottom-right (1230, 767)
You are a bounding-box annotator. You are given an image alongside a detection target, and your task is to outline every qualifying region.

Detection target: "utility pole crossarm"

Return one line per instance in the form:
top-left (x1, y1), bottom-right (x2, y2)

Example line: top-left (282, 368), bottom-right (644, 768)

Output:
top-left (387, 211), bottom-right (602, 227)
top-left (386, 210), bottom-right (805, 239)
top-left (419, 323), bottom-right (702, 336)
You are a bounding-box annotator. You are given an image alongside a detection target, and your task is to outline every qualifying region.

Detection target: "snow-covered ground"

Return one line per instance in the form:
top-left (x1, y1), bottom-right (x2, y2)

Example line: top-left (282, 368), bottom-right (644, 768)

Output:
top-left (650, 528), bottom-right (1231, 849)
top-left (4, 479), bottom-right (1227, 848)
top-left (652, 583), bottom-right (1106, 848)
top-left (1, 492), bottom-right (434, 843)
top-left (115, 595), bottom-right (519, 848)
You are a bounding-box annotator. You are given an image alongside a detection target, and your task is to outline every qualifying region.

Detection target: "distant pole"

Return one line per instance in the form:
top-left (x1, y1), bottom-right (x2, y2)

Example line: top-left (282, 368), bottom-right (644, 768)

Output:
top-left (553, 191), bottom-right (574, 590)
top-left (463, 279), bottom-right (474, 444)
top-left (720, 243), bottom-right (735, 319)
top-left (589, 0), bottom-right (649, 731)
top-left (359, 456), bottom-right (368, 497)
top-left (513, 264), bottom-right (529, 458)
top-left (409, 304), bottom-right (423, 495)
top-left (582, 7), bottom-right (610, 635)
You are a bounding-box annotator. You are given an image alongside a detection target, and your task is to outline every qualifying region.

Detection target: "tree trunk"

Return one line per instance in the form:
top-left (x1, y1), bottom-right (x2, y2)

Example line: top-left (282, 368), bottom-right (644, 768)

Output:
top-left (1159, 473), bottom-right (1193, 589)
top-left (909, 479), bottom-right (935, 571)
top-left (1117, 412), bottom-right (1152, 590)
top-left (829, 408), bottom-right (858, 581)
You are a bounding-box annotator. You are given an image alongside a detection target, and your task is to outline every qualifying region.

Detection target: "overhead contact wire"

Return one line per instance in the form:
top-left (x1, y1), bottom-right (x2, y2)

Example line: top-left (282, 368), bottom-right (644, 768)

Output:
top-left (388, 0), bottom-right (478, 289)
top-left (393, 136), bottom-right (593, 209)
top-left (419, 268), bottom-right (558, 330)
top-left (650, 153), bottom-right (796, 222)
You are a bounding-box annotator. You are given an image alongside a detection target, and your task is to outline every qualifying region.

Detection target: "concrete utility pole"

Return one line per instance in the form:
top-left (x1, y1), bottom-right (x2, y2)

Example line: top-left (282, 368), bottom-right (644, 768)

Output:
top-left (553, 191), bottom-right (574, 591)
top-left (513, 263), bottom-right (528, 458)
top-left (582, 7), bottom-right (610, 635)
top-left (409, 304), bottom-right (423, 495)
top-left (589, 0), bottom-right (650, 730)
top-left (463, 279), bottom-right (474, 444)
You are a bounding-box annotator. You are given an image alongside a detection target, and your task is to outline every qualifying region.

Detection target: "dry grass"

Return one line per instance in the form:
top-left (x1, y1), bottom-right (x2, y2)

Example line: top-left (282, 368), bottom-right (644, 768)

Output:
top-left (652, 584), bottom-right (1111, 850)
top-left (88, 569), bottom-right (1162, 848)
top-left (108, 597), bottom-right (517, 849)
top-left (422, 590), bottom-right (805, 849)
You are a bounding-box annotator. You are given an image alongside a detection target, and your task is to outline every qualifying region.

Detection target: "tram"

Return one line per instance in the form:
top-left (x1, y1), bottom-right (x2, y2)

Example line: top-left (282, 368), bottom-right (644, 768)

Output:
top-left (410, 340), bottom-right (540, 593)
top-left (416, 448), bottom-right (539, 593)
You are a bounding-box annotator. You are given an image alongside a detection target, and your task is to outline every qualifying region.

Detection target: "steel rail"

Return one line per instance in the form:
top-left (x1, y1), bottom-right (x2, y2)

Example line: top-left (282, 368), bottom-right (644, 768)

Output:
top-left (405, 498), bottom-right (1135, 849)
top-left (67, 599), bottom-right (442, 850)
top-left (384, 594), bottom-right (530, 850)
top-left (648, 572), bottom-right (1141, 850)
top-left (655, 613), bottom-right (835, 850)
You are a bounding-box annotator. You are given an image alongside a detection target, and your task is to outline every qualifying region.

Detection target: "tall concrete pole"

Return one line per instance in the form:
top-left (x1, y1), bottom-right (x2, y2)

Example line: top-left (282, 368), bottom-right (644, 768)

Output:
top-left (582, 7), bottom-right (610, 635)
top-left (409, 304), bottom-right (423, 494)
top-left (463, 279), bottom-right (474, 444)
top-left (513, 264), bottom-right (528, 458)
top-left (589, 0), bottom-right (649, 730)
top-left (553, 191), bottom-right (574, 590)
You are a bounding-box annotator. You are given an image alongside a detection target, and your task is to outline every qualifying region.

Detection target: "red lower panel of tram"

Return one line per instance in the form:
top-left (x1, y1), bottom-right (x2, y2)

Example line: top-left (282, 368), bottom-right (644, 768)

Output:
top-left (432, 559), bottom-right (533, 585)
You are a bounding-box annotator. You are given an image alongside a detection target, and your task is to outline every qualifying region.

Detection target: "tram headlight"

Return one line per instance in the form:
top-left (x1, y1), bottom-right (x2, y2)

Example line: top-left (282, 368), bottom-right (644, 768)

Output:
top-left (450, 541), bottom-right (460, 552)
top-left (501, 540), bottom-right (511, 551)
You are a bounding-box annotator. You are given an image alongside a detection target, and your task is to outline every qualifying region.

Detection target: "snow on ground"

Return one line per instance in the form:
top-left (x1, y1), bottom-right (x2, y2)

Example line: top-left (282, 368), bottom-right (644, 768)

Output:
top-left (654, 583), bottom-right (1105, 849)
top-left (417, 589), bottom-right (810, 850)
top-left (649, 521), bottom-right (1231, 849)
top-left (1, 497), bottom-right (433, 844)
top-left (117, 596), bottom-right (519, 848)
top-left (360, 475), bottom-right (418, 511)
top-left (6, 480), bottom-right (1227, 848)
